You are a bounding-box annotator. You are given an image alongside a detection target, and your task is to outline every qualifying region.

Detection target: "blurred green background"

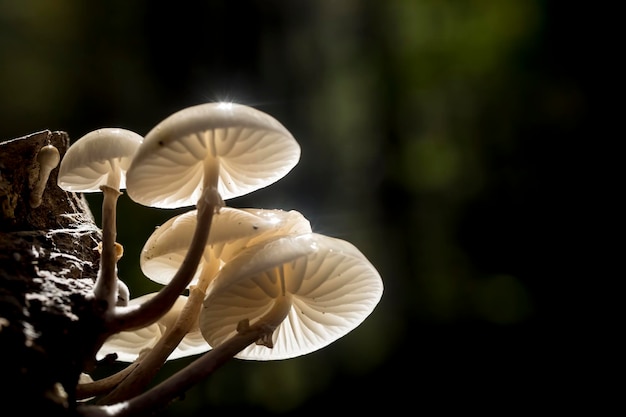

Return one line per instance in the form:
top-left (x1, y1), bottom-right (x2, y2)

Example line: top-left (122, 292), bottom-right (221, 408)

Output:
top-left (1, 0), bottom-right (590, 414)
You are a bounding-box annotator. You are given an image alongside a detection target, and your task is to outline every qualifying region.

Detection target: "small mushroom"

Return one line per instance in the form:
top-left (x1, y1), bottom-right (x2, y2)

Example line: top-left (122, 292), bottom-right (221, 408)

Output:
top-left (57, 128), bottom-right (142, 310)
top-left (57, 128), bottom-right (142, 193)
top-left (96, 293), bottom-right (209, 362)
top-left (29, 144), bottom-right (61, 208)
top-left (199, 233), bottom-right (384, 360)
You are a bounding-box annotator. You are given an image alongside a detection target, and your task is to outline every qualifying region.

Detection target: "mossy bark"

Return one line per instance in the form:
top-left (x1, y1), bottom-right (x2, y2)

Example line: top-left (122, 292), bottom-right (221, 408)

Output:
top-left (0, 131), bottom-right (104, 415)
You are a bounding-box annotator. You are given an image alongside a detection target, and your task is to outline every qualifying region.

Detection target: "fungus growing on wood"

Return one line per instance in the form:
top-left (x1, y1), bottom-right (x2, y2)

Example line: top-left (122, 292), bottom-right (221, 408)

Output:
top-left (29, 143), bottom-right (60, 208)
top-left (56, 128), bottom-right (142, 311)
top-left (199, 233), bottom-right (383, 360)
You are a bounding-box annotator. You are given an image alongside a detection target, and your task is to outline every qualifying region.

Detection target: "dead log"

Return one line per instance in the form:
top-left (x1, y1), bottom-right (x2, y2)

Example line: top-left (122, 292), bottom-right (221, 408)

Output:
top-left (1, 131), bottom-right (104, 415)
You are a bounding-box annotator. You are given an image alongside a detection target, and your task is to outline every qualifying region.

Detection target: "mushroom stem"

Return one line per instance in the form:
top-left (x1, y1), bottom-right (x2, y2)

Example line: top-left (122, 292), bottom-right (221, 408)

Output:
top-left (98, 256), bottom-right (220, 403)
top-left (106, 158), bottom-right (123, 191)
top-left (76, 296), bottom-right (290, 417)
top-left (106, 185), bottom-right (221, 333)
top-left (29, 144), bottom-right (60, 208)
top-left (236, 294), bottom-right (292, 349)
top-left (94, 185), bottom-right (123, 312)
top-left (256, 293), bottom-right (293, 336)
top-left (97, 285), bottom-right (208, 404)
top-left (76, 354), bottom-right (144, 400)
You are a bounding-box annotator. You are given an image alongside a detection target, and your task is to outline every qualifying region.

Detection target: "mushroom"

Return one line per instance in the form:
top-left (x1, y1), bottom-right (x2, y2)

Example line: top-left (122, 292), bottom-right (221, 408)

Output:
top-left (125, 101), bottom-right (301, 209)
top-left (57, 128), bottom-right (142, 193)
top-left (96, 293), bottom-right (209, 363)
top-left (29, 143), bottom-right (61, 208)
top-left (199, 233), bottom-right (384, 360)
top-left (57, 128), bottom-right (142, 311)
top-left (113, 102), bottom-right (301, 332)
top-left (141, 206), bottom-right (313, 289)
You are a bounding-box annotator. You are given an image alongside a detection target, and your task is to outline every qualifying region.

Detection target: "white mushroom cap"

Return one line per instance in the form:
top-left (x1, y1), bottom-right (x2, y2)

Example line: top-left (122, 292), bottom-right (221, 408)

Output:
top-left (141, 207), bottom-right (312, 287)
top-left (96, 293), bottom-right (209, 362)
top-left (57, 128), bottom-right (143, 192)
top-left (199, 233), bottom-right (384, 360)
top-left (125, 102), bottom-right (301, 208)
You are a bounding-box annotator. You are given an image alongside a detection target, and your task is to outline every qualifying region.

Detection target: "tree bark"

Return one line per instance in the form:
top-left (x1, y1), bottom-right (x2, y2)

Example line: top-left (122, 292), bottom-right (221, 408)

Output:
top-left (0, 131), bottom-right (104, 415)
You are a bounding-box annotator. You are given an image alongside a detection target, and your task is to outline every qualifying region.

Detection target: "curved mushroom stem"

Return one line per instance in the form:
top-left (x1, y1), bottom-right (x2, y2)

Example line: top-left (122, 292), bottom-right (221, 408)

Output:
top-left (76, 296), bottom-right (291, 417)
top-left (98, 257), bottom-right (220, 404)
top-left (105, 184), bottom-right (222, 334)
top-left (98, 284), bottom-right (209, 403)
top-left (94, 185), bottom-right (122, 312)
top-left (240, 293), bottom-right (293, 348)
top-left (76, 351), bottom-right (147, 400)
top-left (266, 294), bottom-right (293, 328)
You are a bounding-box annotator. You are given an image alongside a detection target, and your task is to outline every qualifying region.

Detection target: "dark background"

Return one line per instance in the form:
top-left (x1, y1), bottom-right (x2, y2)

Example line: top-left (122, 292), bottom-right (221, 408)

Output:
top-left (1, 1), bottom-right (599, 414)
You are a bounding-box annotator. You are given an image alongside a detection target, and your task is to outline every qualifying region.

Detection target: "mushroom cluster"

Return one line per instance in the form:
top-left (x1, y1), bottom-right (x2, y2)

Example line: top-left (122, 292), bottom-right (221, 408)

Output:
top-left (59, 102), bottom-right (383, 412)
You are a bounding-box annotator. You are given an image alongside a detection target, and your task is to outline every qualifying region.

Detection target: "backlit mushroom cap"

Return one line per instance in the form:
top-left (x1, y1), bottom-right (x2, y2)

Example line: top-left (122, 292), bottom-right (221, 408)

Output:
top-left (141, 207), bottom-right (312, 287)
top-left (125, 102), bottom-right (301, 208)
top-left (96, 293), bottom-right (209, 362)
top-left (57, 128), bottom-right (143, 192)
top-left (199, 233), bottom-right (384, 360)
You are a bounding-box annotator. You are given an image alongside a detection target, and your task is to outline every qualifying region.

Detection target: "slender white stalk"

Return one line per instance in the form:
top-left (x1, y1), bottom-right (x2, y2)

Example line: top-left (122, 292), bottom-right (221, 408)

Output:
top-left (105, 185), bottom-right (221, 334)
top-left (97, 283), bottom-right (210, 404)
top-left (93, 185), bottom-right (122, 312)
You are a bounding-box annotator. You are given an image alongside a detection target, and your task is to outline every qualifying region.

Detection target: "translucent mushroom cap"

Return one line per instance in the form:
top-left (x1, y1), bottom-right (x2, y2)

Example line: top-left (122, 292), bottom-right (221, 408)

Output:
top-left (141, 207), bottom-right (312, 287)
top-left (57, 128), bottom-right (143, 192)
top-left (199, 233), bottom-right (384, 360)
top-left (126, 102), bottom-right (301, 208)
top-left (96, 293), bottom-right (209, 362)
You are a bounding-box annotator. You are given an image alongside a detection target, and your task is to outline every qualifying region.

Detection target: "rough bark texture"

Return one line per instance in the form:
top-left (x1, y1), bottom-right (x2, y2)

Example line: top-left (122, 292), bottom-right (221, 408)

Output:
top-left (0, 131), bottom-right (104, 415)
